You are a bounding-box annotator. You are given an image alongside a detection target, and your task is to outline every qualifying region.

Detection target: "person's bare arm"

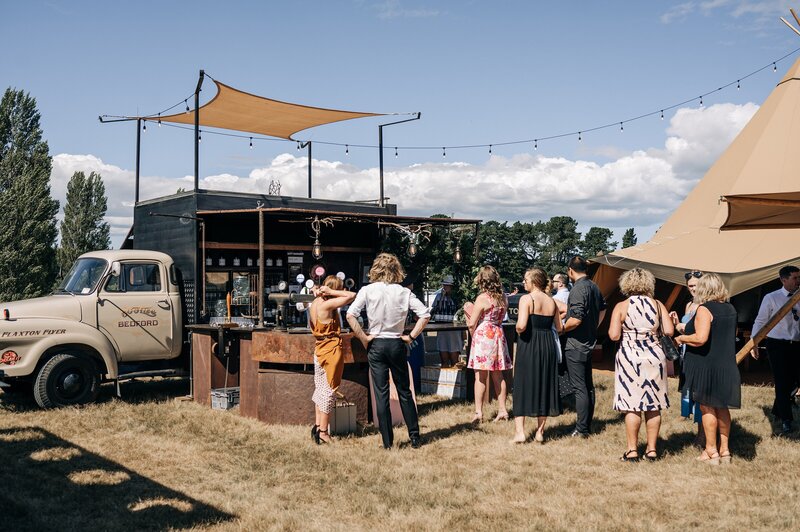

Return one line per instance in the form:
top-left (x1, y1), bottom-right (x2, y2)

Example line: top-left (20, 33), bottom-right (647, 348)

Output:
top-left (657, 301), bottom-right (675, 336)
top-left (675, 306), bottom-right (712, 347)
top-left (401, 317), bottom-right (430, 345)
top-left (345, 313), bottom-right (373, 348)
top-left (516, 295), bottom-right (531, 334)
top-left (607, 301), bottom-right (626, 341)
top-left (563, 316), bottom-right (582, 333)
top-left (466, 295), bottom-right (487, 334)
top-left (317, 286), bottom-right (356, 312)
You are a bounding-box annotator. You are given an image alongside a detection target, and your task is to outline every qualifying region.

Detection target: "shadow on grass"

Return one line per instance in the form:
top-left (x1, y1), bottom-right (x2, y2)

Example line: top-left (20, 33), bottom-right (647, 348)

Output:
top-left (407, 422), bottom-right (479, 447)
top-left (416, 396), bottom-right (471, 417)
top-left (761, 406), bottom-right (800, 442)
top-left (0, 426), bottom-right (235, 531)
top-left (0, 378), bottom-right (189, 413)
top-left (660, 417), bottom-right (763, 460)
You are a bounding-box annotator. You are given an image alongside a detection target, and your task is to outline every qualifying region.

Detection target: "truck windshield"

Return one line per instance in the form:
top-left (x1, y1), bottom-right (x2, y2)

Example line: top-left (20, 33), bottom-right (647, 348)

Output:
top-left (56, 258), bottom-right (108, 294)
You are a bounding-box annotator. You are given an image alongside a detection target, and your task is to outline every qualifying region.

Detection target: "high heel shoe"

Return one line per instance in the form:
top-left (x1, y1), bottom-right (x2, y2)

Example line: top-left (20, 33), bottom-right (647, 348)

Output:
top-left (317, 429), bottom-right (331, 445)
top-left (311, 424), bottom-right (319, 442)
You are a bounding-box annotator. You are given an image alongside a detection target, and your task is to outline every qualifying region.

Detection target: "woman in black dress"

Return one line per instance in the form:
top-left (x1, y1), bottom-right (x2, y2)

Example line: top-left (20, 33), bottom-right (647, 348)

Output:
top-left (675, 273), bottom-right (741, 464)
top-left (511, 268), bottom-right (563, 444)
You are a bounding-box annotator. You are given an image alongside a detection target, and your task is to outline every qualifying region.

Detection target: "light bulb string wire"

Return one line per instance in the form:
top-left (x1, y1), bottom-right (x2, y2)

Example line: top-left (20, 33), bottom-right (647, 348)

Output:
top-left (125, 46), bottom-right (800, 151)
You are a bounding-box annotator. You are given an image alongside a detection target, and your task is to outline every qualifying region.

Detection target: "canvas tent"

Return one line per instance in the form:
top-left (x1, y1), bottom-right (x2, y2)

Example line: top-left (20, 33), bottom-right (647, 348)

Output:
top-left (593, 58), bottom-right (800, 297)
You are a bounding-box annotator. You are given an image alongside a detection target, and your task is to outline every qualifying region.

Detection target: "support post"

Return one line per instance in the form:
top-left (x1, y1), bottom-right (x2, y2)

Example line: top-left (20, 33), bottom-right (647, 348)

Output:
top-left (194, 70), bottom-right (205, 192)
top-left (135, 118), bottom-right (141, 204)
top-left (377, 112), bottom-right (421, 207)
top-left (258, 209), bottom-right (265, 328)
top-left (306, 142), bottom-right (312, 198)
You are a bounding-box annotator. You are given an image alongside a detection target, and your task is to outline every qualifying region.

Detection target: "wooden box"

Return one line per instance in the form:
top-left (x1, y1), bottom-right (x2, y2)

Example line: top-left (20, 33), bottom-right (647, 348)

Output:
top-left (420, 366), bottom-right (467, 399)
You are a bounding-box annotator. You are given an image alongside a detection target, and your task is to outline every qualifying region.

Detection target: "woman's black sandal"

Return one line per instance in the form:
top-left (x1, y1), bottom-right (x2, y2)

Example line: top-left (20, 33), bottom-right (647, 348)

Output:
top-left (644, 449), bottom-right (658, 462)
top-left (620, 450), bottom-right (639, 462)
top-left (317, 429), bottom-right (330, 445)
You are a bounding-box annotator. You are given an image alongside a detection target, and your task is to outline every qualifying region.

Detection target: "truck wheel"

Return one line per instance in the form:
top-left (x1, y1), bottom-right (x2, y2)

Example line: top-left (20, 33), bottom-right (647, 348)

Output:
top-left (34, 354), bottom-right (100, 408)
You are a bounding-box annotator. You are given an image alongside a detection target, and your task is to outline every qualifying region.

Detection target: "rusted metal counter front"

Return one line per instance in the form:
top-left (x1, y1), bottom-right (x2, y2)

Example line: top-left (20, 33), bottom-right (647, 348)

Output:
top-left (188, 325), bottom-right (370, 426)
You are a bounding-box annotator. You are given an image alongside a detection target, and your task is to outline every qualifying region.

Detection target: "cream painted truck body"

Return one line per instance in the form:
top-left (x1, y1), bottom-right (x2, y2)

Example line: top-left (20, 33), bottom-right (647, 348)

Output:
top-left (0, 250), bottom-right (184, 407)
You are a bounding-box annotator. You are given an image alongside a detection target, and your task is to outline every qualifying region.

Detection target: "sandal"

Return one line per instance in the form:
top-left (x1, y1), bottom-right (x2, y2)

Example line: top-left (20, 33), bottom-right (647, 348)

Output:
top-left (534, 430), bottom-right (545, 444)
top-left (471, 412), bottom-right (483, 425)
top-left (644, 449), bottom-right (658, 462)
top-left (311, 424), bottom-right (319, 442)
top-left (317, 429), bottom-right (332, 445)
top-left (697, 450), bottom-right (720, 465)
top-left (493, 412), bottom-right (510, 422)
top-left (719, 452), bottom-right (732, 464)
top-left (620, 450), bottom-right (639, 462)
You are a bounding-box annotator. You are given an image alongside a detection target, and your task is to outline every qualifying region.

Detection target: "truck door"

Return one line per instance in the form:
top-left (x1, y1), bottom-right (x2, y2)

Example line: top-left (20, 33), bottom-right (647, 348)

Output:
top-left (97, 261), bottom-right (175, 361)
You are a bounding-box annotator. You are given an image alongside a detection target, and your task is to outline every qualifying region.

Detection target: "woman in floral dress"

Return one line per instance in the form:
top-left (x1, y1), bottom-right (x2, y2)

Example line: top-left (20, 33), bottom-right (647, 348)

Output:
top-left (466, 265), bottom-right (512, 423)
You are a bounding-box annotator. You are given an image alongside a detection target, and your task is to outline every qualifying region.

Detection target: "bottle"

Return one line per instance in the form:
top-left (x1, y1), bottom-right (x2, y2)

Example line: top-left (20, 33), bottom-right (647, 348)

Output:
top-left (246, 257), bottom-right (253, 267)
top-left (206, 256), bottom-right (212, 266)
top-left (218, 257), bottom-right (226, 267)
top-left (233, 257), bottom-right (241, 267)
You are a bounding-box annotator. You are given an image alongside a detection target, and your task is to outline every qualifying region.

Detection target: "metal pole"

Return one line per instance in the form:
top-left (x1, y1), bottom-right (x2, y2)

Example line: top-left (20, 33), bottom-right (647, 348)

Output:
top-left (194, 70), bottom-right (205, 192)
top-left (258, 209), bottom-right (265, 328)
top-left (135, 119), bottom-right (141, 203)
top-left (307, 142), bottom-right (312, 199)
top-left (376, 112), bottom-right (421, 208)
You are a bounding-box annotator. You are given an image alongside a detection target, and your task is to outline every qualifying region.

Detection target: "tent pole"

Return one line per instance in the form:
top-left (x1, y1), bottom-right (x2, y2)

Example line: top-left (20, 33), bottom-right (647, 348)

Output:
top-left (736, 289), bottom-right (800, 364)
top-left (194, 70), bottom-right (205, 192)
top-left (307, 142), bottom-right (312, 198)
top-left (135, 118), bottom-right (141, 204)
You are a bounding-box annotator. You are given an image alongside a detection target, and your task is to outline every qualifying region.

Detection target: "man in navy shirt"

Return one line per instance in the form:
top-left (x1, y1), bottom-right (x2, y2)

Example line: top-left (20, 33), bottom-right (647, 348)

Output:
top-left (562, 256), bottom-right (607, 437)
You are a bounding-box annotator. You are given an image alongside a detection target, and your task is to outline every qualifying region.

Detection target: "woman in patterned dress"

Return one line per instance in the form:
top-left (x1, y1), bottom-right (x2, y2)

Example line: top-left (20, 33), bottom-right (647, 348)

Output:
top-left (309, 275), bottom-right (356, 444)
top-left (608, 268), bottom-right (674, 461)
top-left (466, 265), bottom-right (512, 423)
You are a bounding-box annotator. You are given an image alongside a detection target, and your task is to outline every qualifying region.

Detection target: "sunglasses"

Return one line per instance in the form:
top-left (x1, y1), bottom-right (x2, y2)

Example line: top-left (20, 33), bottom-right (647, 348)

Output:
top-left (684, 271), bottom-right (703, 280)
top-left (792, 308), bottom-right (799, 322)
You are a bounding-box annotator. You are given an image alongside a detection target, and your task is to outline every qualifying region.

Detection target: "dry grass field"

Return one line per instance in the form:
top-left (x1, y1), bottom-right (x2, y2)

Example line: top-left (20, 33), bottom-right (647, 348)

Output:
top-left (1, 372), bottom-right (799, 531)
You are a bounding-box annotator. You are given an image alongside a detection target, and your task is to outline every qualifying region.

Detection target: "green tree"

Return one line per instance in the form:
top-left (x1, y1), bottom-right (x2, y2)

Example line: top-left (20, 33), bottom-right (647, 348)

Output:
top-left (580, 226), bottom-right (618, 258)
top-left (0, 88), bottom-right (59, 302)
top-left (621, 227), bottom-right (637, 248)
top-left (57, 171), bottom-right (111, 277)
top-left (539, 216), bottom-right (581, 272)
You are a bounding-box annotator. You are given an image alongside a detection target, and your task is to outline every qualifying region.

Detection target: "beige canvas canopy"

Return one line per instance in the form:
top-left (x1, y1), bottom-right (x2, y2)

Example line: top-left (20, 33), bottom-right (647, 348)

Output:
top-left (593, 57), bottom-right (800, 296)
top-left (156, 79), bottom-right (384, 139)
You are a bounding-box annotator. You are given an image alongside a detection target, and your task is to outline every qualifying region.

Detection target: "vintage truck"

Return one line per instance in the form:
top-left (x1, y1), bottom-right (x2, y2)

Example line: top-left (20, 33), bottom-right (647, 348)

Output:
top-left (0, 249), bottom-right (186, 408)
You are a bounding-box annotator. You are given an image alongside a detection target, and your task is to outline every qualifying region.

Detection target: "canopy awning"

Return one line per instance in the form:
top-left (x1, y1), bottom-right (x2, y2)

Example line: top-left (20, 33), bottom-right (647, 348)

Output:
top-left (721, 192), bottom-right (800, 230)
top-left (155, 79), bottom-right (385, 139)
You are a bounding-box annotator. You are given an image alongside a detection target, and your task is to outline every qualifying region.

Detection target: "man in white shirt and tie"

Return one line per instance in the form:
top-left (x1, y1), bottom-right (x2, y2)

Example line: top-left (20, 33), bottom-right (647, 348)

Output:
top-left (347, 253), bottom-right (430, 449)
top-left (751, 265), bottom-right (800, 435)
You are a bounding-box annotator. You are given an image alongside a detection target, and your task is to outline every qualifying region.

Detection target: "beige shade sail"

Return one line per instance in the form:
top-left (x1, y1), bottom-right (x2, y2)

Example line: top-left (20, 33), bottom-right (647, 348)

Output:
top-left (593, 57), bottom-right (800, 296)
top-left (155, 80), bottom-right (385, 139)
top-left (721, 191), bottom-right (800, 230)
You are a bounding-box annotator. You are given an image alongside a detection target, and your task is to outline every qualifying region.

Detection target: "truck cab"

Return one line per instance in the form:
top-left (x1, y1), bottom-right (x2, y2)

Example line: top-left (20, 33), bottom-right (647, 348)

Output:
top-left (0, 250), bottom-right (184, 408)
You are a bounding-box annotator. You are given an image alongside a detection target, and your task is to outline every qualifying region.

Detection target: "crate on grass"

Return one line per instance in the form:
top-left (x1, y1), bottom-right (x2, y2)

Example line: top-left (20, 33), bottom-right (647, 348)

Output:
top-left (420, 366), bottom-right (466, 399)
top-left (211, 387), bottom-right (240, 410)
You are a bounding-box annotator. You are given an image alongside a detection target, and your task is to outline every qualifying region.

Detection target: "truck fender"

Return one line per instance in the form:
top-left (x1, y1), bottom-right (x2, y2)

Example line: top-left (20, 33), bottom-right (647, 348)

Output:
top-left (29, 328), bottom-right (120, 379)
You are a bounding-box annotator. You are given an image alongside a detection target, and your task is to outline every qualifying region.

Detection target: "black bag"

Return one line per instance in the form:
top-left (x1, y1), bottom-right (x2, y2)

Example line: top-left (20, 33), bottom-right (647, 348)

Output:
top-left (656, 302), bottom-right (681, 362)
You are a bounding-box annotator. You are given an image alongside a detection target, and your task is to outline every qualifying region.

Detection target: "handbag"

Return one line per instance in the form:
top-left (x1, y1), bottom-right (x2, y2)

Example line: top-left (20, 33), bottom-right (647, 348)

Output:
top-left (655, 301), bottom-right (681, 362)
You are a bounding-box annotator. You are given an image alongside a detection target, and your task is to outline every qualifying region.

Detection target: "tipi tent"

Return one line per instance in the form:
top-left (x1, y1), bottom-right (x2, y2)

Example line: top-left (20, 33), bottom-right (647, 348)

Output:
top-left (593, 58), bottom-right (800, 296)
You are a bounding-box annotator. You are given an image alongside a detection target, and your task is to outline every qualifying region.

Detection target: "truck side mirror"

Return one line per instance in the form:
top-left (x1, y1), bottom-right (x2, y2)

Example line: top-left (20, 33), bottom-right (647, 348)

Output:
top-left (110, 261), bottom-right (121, 277)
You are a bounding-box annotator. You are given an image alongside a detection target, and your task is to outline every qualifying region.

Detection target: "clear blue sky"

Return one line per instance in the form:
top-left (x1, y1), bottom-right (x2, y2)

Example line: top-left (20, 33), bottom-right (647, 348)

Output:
top-left (2, 1), bottom-right (798, 244)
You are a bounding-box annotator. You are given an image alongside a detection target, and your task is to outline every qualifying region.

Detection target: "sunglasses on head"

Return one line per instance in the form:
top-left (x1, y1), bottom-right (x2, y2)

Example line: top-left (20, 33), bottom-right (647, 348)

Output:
top-left (684, 271), bottom-right (703, 280)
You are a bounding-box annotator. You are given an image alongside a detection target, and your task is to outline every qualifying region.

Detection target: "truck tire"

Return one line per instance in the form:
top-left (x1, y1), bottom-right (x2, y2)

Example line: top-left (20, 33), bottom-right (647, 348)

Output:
top-left (33, 353), bottom-right (100, 408)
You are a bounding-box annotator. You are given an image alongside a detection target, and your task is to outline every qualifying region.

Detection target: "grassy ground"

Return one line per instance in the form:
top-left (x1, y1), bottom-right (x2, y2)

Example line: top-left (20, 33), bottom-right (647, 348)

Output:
top-left (1, 372), bottom-right (799, 531)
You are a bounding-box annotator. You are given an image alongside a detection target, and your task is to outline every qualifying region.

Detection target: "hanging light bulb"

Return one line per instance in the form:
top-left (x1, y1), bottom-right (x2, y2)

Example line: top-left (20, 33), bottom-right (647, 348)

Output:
top-left (699, 95), bottom-right (704, 107)
top-left (142, 121), bottom-right (147, 132)
top-left (158, 113), bottom-right (162, 127)
top-left (619, 122), bottom-right (623, 132)
top-left (407, 241), bottom-right (418, 257)
top-left (198, 130), bottom-right (202, 143)
top-left (312, 238), bottom-right (323, 260)
top-left (774, 62), bottom-right (777, 72)
top-left (489, 145), bottom-right (492, 155)
top-left (737, 80), bottom-right (741, 90)
top-left (297, 141), bottom-right (301, 151)
top-left (534, 139), bottom-right (538, 150)
top-left (578, 131), bottom-right (582, 142)
top-left (660, 110), bottom-right (664, 120)
top-left (442, 147), bottom-right (446, 158)
top-left (345, 144), bottom-right (349, 156)
top-left (453, 244), bottom-right (462, 264)
top-left (185, 99), bottom-right (190, 113)
top-left (395, 147), bottom-right (398, 158)
top-left (249, 137), bottom-right (253, 149)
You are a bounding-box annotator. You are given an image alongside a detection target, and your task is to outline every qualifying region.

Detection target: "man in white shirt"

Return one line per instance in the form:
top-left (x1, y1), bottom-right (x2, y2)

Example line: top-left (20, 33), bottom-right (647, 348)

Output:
top-left (346, 253), bottom-right (430, 449)
top-left (551, 272), bottom-right (570, 322)
top-left (751, 265), bottom-right (800, 435)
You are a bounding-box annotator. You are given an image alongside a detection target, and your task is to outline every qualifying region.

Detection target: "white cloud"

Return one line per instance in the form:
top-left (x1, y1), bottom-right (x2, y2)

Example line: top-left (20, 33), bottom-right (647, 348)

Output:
top-left (662, 0), bottom-right (792, 26)
top-left (51, 102), bottom-right (757, 247)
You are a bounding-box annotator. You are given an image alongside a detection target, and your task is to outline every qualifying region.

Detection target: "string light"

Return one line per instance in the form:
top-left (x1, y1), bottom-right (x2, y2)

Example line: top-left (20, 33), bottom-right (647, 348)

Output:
top-left (578, 131), bottom-right (582, 142)
top-left (198, 130), bottom-right (202, 143)
top-left (488, 144), bottom-right (492, 154)
top-left (185, 99), bottom-right (190, 113)
top-left (158, 113), bottom-right (161, 127)
top-left (395, 147), bottom-right (398, 158)
top-left (534, 139), bottom-right (538, 150)
top-left (737, 80), bottom-right (741, 90)
top-left (442, 147), bottom-right (446, 158)
top-left (619, 122), bottom-right (623, 132)
top-left (249, 137), bottom-right (253, 149)
top-left (142, 121), bottom-right (147, 132)
top-left (297, 141), bottom-right (301, 151)
top-left (774, 62), bottom-right (778, 72)
top-left (700, 95), bottom-right (704, 107)
top-left (660, 110), bottom-right (664, 120)
top-left (453, 244), bottom-right (462, 263)
top-left (345, 144), bottom-right (349, 156)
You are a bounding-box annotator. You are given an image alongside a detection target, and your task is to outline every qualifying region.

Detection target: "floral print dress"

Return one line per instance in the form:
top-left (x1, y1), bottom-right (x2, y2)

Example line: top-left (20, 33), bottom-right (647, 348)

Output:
top-left (467, 301), bottom-right (512, 371)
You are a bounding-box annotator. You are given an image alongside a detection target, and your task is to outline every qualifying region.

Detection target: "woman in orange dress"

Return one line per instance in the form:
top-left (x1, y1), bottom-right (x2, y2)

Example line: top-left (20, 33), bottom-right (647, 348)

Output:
top-left (309, 275), bottom-right (356, 444)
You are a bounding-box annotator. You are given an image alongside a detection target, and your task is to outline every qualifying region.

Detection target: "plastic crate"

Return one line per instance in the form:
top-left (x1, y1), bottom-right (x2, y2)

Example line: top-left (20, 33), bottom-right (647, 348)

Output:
top-left (211, 387), bottom-right (240, 410)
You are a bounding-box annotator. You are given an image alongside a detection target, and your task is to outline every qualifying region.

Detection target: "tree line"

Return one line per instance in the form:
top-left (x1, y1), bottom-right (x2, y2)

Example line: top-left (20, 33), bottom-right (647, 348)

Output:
top-left (0, 88), bottom-right (110, 302)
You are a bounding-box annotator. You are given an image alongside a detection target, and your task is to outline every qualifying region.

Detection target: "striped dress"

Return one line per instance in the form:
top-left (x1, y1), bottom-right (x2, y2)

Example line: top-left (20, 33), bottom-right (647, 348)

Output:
top-left (613, 295), bottom-right (670, 412)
